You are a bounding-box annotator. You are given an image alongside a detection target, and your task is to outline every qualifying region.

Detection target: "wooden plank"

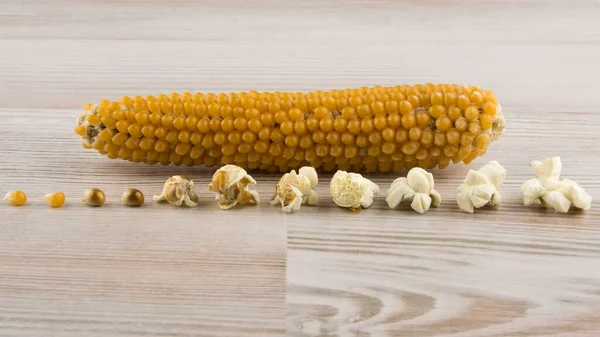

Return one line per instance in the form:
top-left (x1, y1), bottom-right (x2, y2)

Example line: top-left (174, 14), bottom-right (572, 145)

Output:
top-left (1, 0), bottom-right (600, 336)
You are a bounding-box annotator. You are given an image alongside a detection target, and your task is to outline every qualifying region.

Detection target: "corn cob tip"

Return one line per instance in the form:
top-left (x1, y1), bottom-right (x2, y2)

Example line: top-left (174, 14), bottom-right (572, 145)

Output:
top-left (485, 104), bottom-right (505, 142)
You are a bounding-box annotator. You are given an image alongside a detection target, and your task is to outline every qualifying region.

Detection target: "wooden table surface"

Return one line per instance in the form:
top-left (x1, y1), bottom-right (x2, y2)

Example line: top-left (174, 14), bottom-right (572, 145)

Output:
top-left (1, 1), bottom-right (599, 336)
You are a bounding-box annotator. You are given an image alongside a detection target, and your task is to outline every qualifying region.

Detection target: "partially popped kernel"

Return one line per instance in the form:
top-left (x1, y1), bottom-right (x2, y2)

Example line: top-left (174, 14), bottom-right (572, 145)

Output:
top-left (153, 175), bottom-right (198, 207)
top-left (208, 165), bottom-right (260, 209)
top-left (330, 170), bottom-right (379, 212)
top-left (271, 166), bottom-right (319, 212)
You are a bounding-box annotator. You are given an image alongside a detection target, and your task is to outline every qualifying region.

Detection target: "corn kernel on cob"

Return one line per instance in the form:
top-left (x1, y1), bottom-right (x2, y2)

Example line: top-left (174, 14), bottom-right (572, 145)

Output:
top-left (74, 84), bottom-right (505, 172)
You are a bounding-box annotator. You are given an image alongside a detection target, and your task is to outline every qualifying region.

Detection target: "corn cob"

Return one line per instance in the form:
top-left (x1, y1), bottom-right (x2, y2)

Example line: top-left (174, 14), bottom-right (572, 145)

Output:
top-left (74, 84), bottom-right (505, 173)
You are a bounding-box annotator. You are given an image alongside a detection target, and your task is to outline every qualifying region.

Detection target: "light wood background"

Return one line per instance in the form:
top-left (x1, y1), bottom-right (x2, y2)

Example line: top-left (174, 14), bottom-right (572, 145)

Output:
top-left (1, 1), bottom-right (600, 337)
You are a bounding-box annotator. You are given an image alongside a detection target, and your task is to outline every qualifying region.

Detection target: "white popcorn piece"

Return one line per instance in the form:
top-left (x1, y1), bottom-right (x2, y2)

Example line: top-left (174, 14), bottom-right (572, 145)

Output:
top-left (521, 156), bottom-right (591, 213)
top-left (208, 165), bottom-right (260, 210)
top-left (330, 170), bottom-right (379, 211)
top-left (153, 175), bottom-right (198, 207)
top-left (271, 166), bottom-right (319, 212)
top-left (457, 161), bottom-right (506, 213)
top-left (559, 179), bottom-right (592, 210)
top-left (387, 167), bottom-right (441, 214)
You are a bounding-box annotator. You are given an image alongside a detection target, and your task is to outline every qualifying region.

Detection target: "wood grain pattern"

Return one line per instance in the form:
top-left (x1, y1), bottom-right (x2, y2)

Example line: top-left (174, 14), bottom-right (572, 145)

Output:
top-left (1, 0), bottom-right (600, 336)
top-left (286, 110), bottom-right (600, 336)
top-left (0, 110), bottom-right (286, 336)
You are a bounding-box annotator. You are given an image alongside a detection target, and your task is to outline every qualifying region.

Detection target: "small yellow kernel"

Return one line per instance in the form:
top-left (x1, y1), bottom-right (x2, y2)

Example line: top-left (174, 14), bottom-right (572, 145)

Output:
top-left (483, 102), bottom-right (497, 116)
top-left (457, 94), bottom-right (471, 110)
top-left (464, 106), bottom-right (480, 121)
top-left (448, 106), bottom-right (462, 121)
top-left (74, 125), bottom-right (86, 136)
top-left (87, 114), bottom-right (101, 126)
top-left (468, 121), bottom-right (482, 136)
top-left (97, 129), bottom-right (114, 142)
top-left (101, 115), bottom-right (117, 129)
top-left (4, 190), bottom-right (27, 206)
top-left (431, 92), bottom-right (444, 106)
top-left (435, 115), bottom-right (452, 132)
top-left (480, 114), bottom-right (495, 130)
top-left (399, 100), bottom-right (413, 115)
top-left (44, 192), bottom-right (65, 208)
top-left (470, 91), bottom-right (485, 107)
top-left (429, 105), bottom-right (445, 119)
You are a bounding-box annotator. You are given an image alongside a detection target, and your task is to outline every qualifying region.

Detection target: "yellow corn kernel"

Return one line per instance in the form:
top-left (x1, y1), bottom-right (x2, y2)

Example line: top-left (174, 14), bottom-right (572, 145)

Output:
top-left (101, 115), bottom-right (117, 129)
top-left (87, 114), bottom-right (101, 126)
top-left (44, 192), bottom-right (66, 208)
top-left (91, 139), bottom-right (105, 151)
top-left (116, 120), bottom-right (130, 133)
top-left (97, 108), bottom-right (111, 118)
top-left (4, 190), bottom-right (27, 206)
top-left (74, 125), bottom-right (86, 136)
top-left (112, 133), bottom-right (128, 146)
top-left (480, 114), bottom-right (494, 130)
top-left (97, 129), bottom-right (114, 143)
top-left (75, 86), bottom-right (504, 172)
top-left (120, 96), bottom-right (134, 108)
top-left (483, 102), bottom-right (497, 115)
top-left (128, 124), bottom-right (143, 138)
top-left (464, 106), bottom-right (480, 121)
top-left (82, 188), bottom-right (105, 207)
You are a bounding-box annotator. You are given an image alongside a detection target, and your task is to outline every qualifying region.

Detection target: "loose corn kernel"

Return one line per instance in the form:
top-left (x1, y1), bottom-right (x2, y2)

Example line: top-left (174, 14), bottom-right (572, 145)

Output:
top-left (4, 190), bottom-right (27, 206)
top-left (82, 188), bottom-right (105, 206)
top-left (121, 188), bottom-right (144, 207)
top-left (44, 192), bottom-right (65, 208)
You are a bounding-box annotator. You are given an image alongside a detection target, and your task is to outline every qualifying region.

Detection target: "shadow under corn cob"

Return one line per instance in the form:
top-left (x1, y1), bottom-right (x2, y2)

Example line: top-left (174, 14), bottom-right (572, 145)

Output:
top-left (74, 84), bottom-right (505, 173)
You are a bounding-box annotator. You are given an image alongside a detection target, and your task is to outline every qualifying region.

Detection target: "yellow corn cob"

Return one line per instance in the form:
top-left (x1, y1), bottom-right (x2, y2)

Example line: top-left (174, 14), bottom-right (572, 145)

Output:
top-left (74, 84), bottom-right (505, 173)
